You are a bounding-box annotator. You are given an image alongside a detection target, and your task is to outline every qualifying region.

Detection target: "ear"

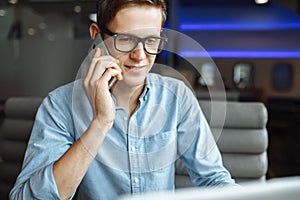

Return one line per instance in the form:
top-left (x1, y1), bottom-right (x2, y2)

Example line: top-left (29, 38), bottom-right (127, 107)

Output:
top-left (89, 23), bottom-right (100, 40)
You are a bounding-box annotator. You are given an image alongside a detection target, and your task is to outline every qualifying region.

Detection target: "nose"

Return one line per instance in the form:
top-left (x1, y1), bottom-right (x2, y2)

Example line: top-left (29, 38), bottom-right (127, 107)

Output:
top-left (130, 42), bottom-right (146, 61)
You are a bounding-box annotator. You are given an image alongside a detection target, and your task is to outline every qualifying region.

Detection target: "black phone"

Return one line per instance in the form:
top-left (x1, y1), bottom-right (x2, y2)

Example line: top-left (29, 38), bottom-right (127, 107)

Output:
top-left (88, 33), bottom-right (117, 89)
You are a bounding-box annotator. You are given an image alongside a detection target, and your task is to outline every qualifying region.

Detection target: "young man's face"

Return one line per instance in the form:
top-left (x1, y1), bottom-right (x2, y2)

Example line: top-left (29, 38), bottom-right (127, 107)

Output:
top-left (104, 6), bottom-right (163, 88)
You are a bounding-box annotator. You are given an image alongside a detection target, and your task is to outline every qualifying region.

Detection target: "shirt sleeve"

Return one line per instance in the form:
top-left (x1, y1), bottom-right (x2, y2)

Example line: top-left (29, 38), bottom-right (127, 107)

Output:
top-left (176, 84), bottom-right (237, 187)
top-left (9, 88), bottom-right (76, 199)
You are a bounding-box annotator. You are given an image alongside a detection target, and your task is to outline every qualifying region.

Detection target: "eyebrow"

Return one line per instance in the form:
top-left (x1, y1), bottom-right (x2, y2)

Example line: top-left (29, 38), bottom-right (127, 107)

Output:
top-left (101, 25), bottom-right (162, 37)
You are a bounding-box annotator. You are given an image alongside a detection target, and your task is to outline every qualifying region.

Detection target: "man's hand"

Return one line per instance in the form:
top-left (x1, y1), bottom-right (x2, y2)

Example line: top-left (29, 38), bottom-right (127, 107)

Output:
top-left (83, 48), bottom-right (123, 130)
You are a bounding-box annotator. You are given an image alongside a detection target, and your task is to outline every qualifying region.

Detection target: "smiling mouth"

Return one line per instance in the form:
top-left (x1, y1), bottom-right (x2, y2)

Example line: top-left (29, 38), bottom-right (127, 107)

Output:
top-left (124, 65), bottom-right (146, 70)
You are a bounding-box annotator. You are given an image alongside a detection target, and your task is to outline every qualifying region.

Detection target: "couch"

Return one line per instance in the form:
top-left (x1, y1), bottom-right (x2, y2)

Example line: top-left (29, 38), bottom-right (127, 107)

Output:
top-left (0, 97), bottom-right (268, 199)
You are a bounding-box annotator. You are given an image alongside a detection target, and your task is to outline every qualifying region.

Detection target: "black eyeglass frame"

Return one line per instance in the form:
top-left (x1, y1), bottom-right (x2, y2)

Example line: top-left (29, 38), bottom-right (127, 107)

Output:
top-left (100, 25), bottom-right (168, 55)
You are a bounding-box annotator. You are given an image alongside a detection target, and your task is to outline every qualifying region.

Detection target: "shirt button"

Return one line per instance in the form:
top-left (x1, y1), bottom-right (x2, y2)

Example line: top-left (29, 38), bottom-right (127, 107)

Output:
top-left (123, 116), bottom-right (127, 121)
top-left (133, 177), bottom-right (139, 183)
top-left (131, 146), bottom-right (136, 152)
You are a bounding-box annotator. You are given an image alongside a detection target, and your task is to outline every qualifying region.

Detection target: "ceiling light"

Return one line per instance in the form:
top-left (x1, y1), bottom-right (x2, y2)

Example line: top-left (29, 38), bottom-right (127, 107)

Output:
top-left (27, 27), bottom-right (36, 36)
top-left (0, 9), bottom-right (6, 17)
top-left (254, 0), bottom-right (269, 4)
top-left (89, 13), bottom-right (97, 22)
top-left (8, 0), bottom-right (18, 4)
top-left (74, 5), bottom-right (82, 14)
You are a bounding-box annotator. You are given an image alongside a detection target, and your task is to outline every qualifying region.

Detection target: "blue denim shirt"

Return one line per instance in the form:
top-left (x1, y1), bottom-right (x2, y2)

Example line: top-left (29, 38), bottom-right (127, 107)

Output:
top-left (10, 73), bottom-right (236, 200)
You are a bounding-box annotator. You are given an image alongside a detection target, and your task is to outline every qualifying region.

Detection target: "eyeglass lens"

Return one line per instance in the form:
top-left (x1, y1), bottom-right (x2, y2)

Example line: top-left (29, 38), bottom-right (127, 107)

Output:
top-left (114, 34), bottom-right (165, 54)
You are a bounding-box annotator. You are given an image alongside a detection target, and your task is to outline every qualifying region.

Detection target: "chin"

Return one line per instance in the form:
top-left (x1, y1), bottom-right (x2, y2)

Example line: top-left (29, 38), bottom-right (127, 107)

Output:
top-left (124, 76), bottom-right (146, 88)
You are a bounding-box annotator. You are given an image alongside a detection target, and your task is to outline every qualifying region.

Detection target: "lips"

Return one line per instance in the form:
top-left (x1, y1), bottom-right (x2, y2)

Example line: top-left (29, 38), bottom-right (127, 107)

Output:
top-left (124, 65), bottom-right (146, 70)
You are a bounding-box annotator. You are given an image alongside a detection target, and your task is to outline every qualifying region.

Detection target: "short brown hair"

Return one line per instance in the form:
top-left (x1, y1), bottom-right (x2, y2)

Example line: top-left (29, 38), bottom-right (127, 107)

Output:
top-left (96, 0), bottom-right (167, 27)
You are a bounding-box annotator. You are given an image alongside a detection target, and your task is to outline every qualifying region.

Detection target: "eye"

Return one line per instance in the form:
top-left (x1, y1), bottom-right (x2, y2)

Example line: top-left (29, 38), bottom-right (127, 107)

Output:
top-left (145, 37), bottom-right (160, 45)
top-left (117, 34), bottom-right (136, 43)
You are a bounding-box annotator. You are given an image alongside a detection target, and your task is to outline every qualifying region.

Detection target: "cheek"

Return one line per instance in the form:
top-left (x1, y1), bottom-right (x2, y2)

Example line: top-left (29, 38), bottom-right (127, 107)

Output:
top-left (148, 55), bottom-right (156, 65)
top-left (113, 53), bottom-right (129, 64)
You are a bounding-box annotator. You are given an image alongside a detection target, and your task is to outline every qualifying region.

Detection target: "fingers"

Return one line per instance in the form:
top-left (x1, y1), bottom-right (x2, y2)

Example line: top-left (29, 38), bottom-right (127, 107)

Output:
top-left (85, 48), bottom-right (101, 82)
top-left (84, 48), bottom-right (122, 89)
top-left (98, 68), bottom-right (123, 86)
top-left (90, 61), bottom-right (121, 84)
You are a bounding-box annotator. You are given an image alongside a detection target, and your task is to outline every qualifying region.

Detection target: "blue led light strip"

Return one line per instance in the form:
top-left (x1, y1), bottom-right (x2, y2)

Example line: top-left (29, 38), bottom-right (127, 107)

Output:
top-left (180, 23), bottom-right (300, 31)
top-left (179, 50), bottom-right (300, 58)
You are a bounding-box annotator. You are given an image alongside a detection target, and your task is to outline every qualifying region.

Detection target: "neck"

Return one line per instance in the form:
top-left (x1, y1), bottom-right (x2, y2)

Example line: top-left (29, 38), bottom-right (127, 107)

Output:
top-left (112, 82), bottom-right (145, 116)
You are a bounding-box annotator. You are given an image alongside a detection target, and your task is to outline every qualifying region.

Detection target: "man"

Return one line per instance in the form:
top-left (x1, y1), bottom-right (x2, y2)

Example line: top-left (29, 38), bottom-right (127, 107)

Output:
top-left (10, 0), bottom-right (236, 199)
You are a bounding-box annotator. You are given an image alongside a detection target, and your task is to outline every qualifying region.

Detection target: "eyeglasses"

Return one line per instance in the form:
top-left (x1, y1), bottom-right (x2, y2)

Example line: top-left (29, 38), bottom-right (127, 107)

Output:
top-left (100, 26), bottom-right (168, 55)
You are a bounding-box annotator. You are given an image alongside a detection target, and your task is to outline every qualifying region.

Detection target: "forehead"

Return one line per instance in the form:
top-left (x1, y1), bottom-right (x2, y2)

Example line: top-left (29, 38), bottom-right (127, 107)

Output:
top-left (108, 5), bottom-right (163, 36)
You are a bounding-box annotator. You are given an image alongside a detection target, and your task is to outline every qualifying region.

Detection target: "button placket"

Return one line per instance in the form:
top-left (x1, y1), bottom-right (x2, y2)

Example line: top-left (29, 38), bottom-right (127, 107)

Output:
top-left (131, 146), bottom-right (136, 152)
top-left (133, 177), bottom-right (139, 183)
top-left (127, 115), bottom-right (142, 193)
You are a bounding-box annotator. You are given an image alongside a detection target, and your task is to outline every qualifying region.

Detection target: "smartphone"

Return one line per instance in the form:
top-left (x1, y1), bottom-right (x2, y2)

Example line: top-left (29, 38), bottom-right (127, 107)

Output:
top-left (88, 33), bottom-right (117, 89)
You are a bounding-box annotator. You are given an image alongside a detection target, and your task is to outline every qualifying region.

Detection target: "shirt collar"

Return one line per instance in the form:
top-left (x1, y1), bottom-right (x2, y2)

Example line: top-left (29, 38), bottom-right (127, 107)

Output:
top-left (111, 75), bottom-right (152, 107)
top-left (139, 75), bottom-right (151, 102)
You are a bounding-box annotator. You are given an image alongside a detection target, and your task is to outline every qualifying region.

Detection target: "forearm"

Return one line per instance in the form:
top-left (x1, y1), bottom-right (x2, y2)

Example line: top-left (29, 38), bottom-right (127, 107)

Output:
top-left (10, 164), bottom-right (60, 200)
top-left (53, 119), bottom-right (111, 200)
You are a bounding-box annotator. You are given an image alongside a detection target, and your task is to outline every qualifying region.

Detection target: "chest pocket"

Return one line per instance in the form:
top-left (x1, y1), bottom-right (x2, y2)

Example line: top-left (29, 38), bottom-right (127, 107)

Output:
top-left (143, 131), bottom-right (177, 172)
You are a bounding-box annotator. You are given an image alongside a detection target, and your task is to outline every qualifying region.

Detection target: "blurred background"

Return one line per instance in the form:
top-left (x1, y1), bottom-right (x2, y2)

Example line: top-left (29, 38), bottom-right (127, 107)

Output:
top-left (0, 0), bottom-right (300, 180)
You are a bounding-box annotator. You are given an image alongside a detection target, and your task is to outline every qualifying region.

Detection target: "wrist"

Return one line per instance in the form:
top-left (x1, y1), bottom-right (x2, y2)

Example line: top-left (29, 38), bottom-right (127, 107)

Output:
top-left (90, 118), bottom-right (113, 135)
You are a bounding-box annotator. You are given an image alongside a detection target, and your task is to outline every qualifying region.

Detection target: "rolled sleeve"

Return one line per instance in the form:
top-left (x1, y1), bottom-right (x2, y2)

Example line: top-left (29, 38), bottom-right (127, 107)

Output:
top-left (10, 84), bottom-right (76, 199)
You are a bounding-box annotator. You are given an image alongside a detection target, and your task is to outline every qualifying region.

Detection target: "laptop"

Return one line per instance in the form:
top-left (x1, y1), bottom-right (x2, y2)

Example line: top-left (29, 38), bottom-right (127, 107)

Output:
top-left (118, 176), bottom-right (300, 200)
